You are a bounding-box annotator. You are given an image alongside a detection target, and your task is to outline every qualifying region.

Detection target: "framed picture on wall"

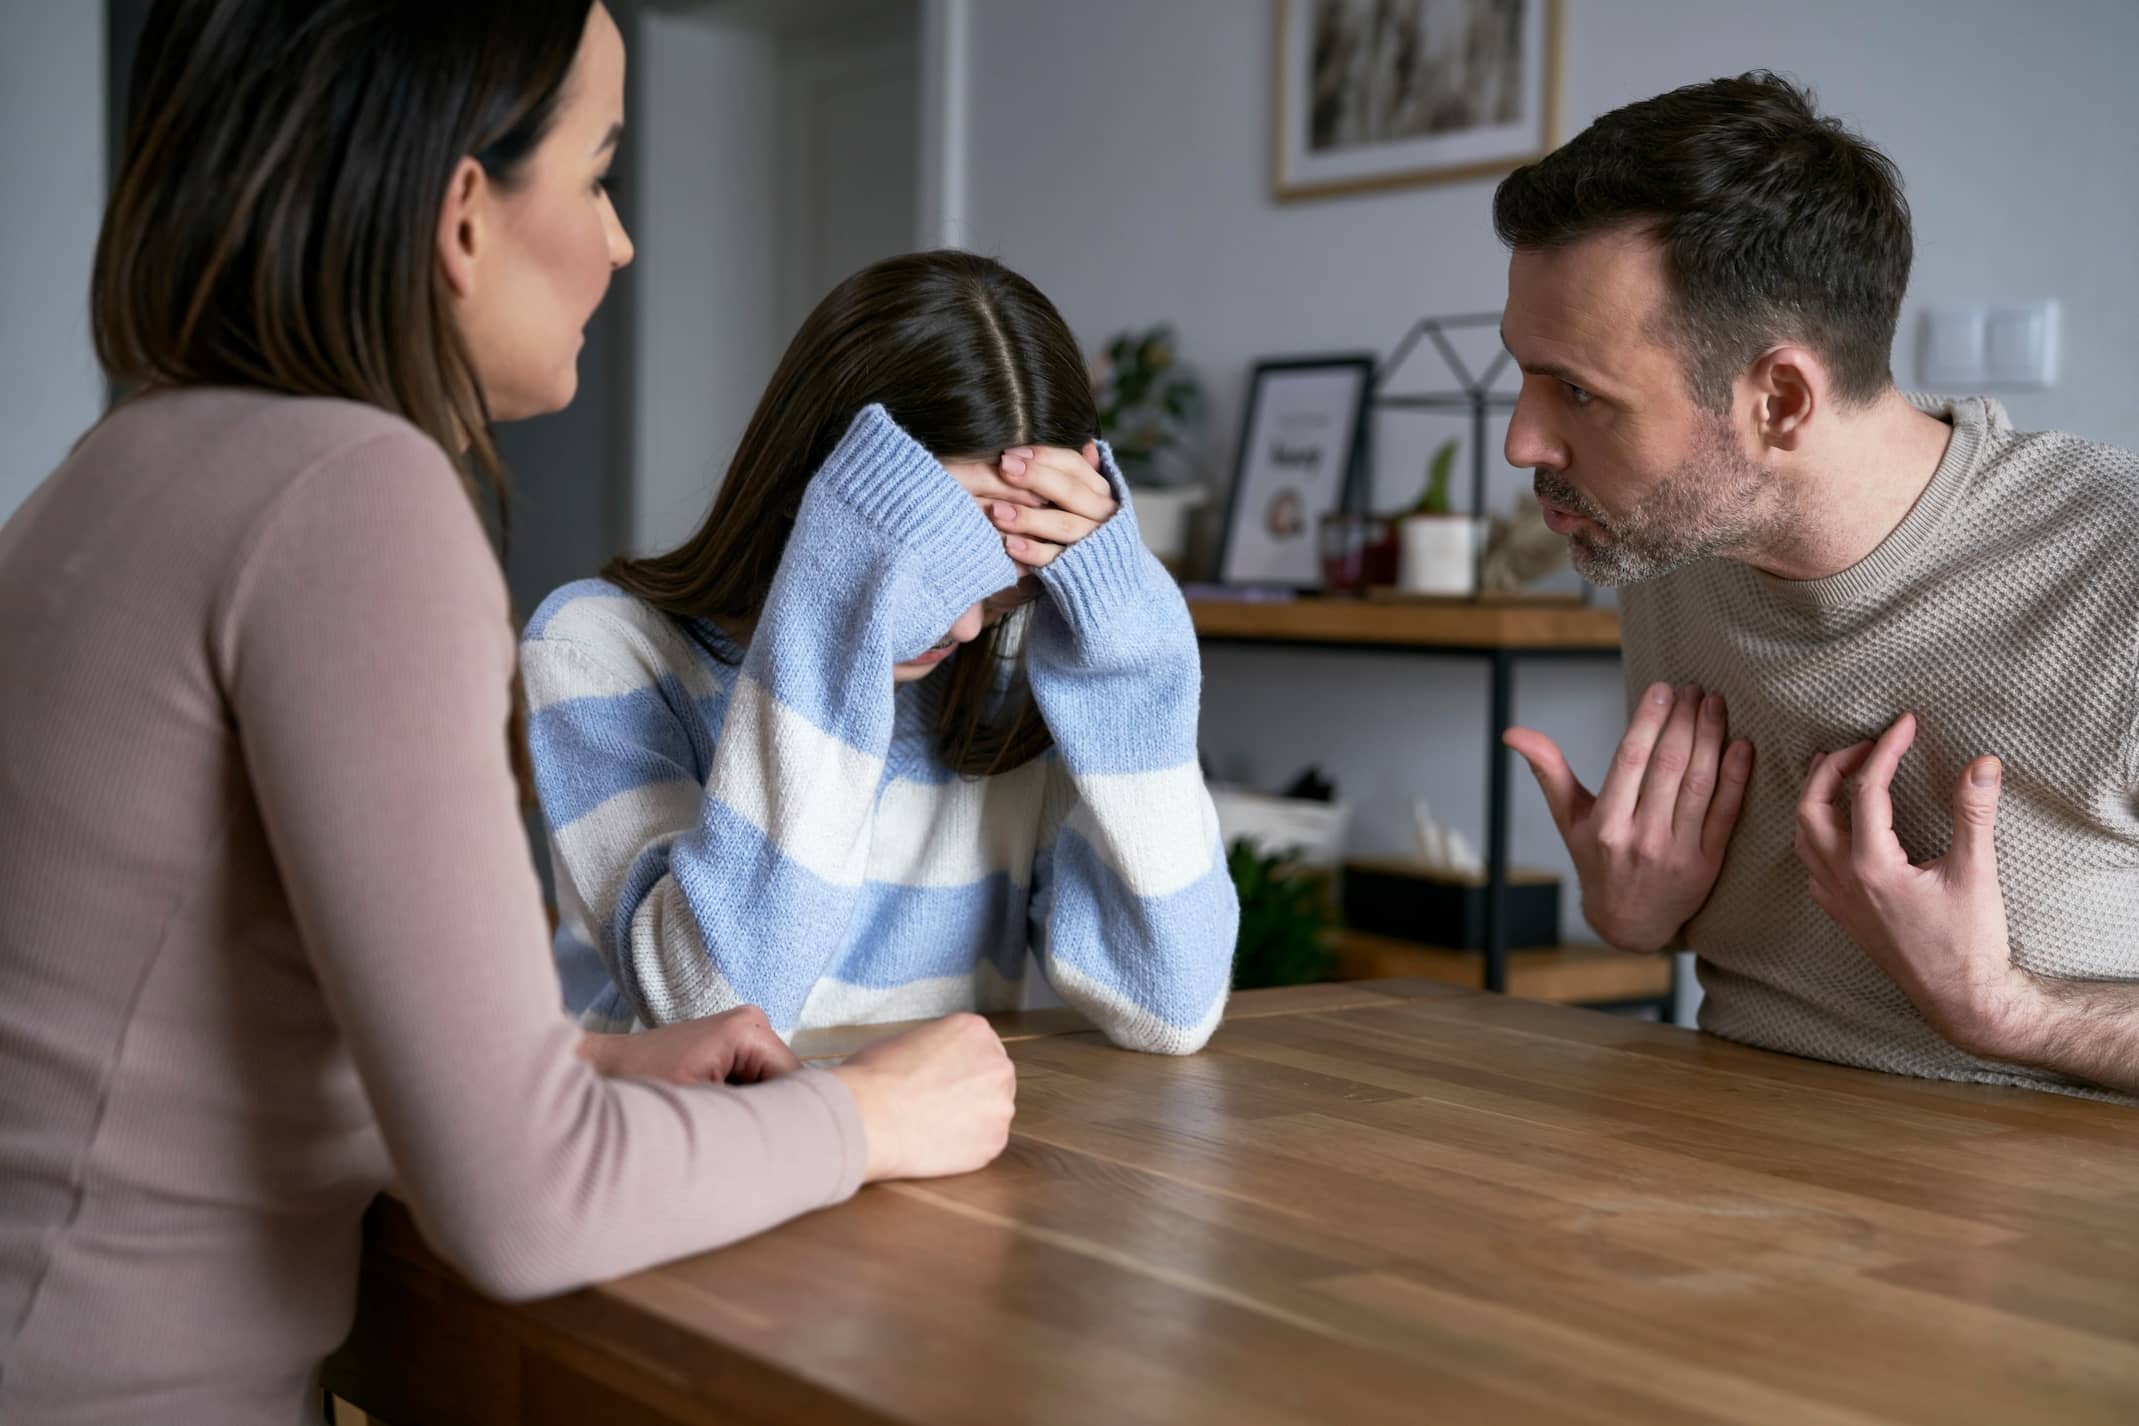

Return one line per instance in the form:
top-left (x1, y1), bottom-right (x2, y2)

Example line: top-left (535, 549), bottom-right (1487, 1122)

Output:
top-left (1216, 354), bottom-right (1375, 589)
top-left (1272, 0), bottom-right (1563, 202)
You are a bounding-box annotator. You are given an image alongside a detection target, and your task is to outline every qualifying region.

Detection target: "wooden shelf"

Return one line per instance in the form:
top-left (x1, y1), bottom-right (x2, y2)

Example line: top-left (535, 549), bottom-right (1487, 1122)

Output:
top-left (1330, 929), bottom-right (1671, 1005)
top-left (1189, 596), bottom-right (1619, 651)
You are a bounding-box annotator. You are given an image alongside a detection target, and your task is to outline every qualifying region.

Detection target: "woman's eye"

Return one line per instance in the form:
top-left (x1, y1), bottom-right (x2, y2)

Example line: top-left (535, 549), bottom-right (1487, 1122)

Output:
top-left (594, 174), bottom-right (618, 196)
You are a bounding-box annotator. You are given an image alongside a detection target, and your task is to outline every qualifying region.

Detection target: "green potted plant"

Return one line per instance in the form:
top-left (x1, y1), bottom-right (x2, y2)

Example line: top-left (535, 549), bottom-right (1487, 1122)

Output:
top-left (1092, 323), bottom-right (1206, 569)
top-left (1227, 838), bottom-right (1337, 990)
top-left (1394, 437), bottom-right (1478, 597)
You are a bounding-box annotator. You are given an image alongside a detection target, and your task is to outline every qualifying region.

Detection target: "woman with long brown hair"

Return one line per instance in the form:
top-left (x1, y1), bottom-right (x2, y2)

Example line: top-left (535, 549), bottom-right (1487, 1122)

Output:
top-left (0, 5), bottom-right (1012, 1421)
top-left (522, 251), bottom-right (1239, 1054)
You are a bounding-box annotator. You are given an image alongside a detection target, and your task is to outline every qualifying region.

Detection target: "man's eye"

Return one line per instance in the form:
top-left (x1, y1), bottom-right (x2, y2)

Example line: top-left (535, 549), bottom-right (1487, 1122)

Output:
top-left (1563, 381), bottom-right (1594, 407)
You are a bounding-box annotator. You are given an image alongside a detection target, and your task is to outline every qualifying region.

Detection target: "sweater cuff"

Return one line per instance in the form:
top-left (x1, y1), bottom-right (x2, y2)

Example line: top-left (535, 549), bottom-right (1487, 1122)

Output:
top-left (790, 1067), bottom-right (870, 1204)
top-left (813, 404), bottom-right (1020, 608)
top-left (1037, 439), bottom-right (1166, 630)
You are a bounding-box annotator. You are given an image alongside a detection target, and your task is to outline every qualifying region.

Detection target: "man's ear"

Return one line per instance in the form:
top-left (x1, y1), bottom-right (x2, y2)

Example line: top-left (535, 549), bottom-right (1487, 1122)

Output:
top-left (1746, 346), bottom-right (1823, 453)
top-left (436, 156), bottom-right (487, 301)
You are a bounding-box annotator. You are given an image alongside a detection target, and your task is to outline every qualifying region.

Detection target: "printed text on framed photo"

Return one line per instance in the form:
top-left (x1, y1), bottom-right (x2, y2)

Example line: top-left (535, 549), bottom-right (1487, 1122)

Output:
top-left (1217, 355), bottom-right (1375, 589)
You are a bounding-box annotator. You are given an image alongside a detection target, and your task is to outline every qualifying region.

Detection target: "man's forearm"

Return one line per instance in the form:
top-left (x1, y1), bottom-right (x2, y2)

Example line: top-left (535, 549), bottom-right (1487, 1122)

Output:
top-left (1992, 977), bottom-right (2139, 1097)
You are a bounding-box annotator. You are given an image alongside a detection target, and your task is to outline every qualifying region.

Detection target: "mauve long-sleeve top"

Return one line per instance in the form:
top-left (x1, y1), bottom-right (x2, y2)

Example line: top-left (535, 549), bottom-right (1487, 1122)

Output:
top-left (0, 387), bottom-right (866, 1425)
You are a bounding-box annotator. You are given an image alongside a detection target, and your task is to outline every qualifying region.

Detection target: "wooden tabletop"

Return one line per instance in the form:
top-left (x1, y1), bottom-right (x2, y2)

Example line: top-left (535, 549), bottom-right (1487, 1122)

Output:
top-left (1189, 596), bottom-right (1621, 650)
top-left (324, 981), bottom-right (2139, 1425)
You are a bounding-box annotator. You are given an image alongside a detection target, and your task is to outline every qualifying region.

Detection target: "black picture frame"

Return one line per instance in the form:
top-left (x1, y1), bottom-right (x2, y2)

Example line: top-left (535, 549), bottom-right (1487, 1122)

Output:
top-left (1216, 353), bottom-right (1376, 589)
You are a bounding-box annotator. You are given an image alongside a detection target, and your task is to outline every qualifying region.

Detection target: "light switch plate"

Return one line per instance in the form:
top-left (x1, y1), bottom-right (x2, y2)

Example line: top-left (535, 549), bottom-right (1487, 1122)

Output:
top-left (1919, 305), bottom-right (1986, 388)
top-left (1984, 300), bottom-right (2059, 388)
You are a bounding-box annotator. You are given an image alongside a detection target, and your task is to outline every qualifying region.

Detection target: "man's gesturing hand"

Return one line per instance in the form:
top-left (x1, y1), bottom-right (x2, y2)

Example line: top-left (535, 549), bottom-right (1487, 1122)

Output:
top-left (1794, 713), bottom-right (2038, 1058)
top-left (1504, 682), bottom-right (1753, 952)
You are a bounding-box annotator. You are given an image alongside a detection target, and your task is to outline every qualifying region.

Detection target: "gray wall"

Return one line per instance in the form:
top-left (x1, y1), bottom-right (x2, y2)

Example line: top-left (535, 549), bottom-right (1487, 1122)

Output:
top-left (954, 0), bottom-right (2139, 1006)
top-left (1, 0), bottom-right (107, 519)
top-left (631, 9), bottom-right (784, 553)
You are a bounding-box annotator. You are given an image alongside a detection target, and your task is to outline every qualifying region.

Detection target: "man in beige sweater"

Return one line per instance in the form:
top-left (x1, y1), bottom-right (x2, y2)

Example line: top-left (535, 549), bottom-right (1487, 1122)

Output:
top-left (1489, 72), bottom-right (2139, 1101)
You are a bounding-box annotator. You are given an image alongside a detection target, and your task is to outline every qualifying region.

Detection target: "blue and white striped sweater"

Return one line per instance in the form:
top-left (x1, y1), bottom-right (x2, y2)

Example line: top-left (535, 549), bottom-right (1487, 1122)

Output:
top-left (522, 404), bottom-right (1237, 1053)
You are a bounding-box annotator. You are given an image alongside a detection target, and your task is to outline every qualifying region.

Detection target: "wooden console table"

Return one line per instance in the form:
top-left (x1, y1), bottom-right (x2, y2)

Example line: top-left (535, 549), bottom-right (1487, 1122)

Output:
top-left (1190, 597), bottom-right (1662, 1008)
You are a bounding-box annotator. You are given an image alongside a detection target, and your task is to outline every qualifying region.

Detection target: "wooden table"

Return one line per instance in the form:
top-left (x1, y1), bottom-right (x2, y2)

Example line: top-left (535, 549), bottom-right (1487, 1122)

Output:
top-left (323, 981), bottom-right (2139, 1425)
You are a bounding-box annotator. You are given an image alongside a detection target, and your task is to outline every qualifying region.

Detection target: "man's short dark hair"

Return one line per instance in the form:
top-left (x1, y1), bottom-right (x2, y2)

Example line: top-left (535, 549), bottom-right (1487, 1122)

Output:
top-left (1493, 71), bottom-right (1910, 410)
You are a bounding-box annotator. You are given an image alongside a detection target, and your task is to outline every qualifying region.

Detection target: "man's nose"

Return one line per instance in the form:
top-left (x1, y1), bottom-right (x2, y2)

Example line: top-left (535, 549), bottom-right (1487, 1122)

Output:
top-left (1505, 386), bottom-right (1567, 471)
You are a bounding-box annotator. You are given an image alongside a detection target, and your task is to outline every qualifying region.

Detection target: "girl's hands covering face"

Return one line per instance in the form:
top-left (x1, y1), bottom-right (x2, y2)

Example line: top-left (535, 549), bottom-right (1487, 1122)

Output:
top-left (984, 442), bottom-right (1118, 571)
top-left (940, 441), bottom-right (1117, 614)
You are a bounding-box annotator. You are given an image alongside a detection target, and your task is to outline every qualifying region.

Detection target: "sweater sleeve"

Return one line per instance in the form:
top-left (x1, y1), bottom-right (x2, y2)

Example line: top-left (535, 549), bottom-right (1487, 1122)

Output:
top-left (218, 425), bottom-right (867, 1302)
top-left (1021, 443), bottom-right (1237, 1054)
top-left (523, 405), bottom-right (1021, 1034)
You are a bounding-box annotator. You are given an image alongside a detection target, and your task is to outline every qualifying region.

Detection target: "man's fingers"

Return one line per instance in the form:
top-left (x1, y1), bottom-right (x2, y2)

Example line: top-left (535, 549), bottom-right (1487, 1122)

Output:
top-left (1794, 741), bottom-right (1868, 866)
top-left (1670, 692), bottom-right (1729, 840)
top-left (1949, 755), bottom-right (2004, 878)
top-left (1503, 726), bottom-right (1592, 836)
top-left (1798, 739), bottom-right (1871, 810)
top-left (1848, 713), bottom-right (1917, 852)
top-left (1594, 683), bottom-right (1676, 826)
top-left (1699, 737), bottom-right (1755, 858)
top-left (1635, 685), bottom-right (1703, 836)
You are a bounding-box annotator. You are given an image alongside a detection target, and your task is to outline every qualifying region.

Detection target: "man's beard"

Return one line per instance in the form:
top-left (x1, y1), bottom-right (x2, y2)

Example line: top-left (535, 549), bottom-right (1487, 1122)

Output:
top-left (1533, 414), bottom-right (1778, 587)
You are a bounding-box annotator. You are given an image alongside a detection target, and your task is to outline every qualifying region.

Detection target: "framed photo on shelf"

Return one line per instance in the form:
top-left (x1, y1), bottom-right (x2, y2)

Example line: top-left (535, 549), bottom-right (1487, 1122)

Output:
top-left (1272, 0), bottom-right (1563, 202)
top-left (1216, 354), bottom-right (1375, 589)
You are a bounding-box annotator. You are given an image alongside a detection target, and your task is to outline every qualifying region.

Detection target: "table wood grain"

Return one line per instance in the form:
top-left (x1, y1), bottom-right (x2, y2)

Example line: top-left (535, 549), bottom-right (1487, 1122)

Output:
top-left (324, 980), bottom-right (2139, 1425)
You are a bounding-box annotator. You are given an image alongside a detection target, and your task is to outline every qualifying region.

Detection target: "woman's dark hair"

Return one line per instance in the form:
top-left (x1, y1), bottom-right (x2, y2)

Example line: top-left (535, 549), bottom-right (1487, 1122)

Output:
top-left (1493, 71), bottom-right (1911, 411)
top-left (605, 250), bottom-right (1100, 777)
top-left (91, 0), bottom-right (597, 495)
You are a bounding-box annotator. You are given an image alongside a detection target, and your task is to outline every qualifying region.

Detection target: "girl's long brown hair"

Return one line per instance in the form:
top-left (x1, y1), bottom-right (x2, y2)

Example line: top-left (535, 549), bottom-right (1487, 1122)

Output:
top-left (605, 250), bottom-right (1101, 778)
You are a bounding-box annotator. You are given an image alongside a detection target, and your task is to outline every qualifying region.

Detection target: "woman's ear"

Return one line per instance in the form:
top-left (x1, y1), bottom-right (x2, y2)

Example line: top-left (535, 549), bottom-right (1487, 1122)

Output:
top-left (436, 156), bottom-right (487, 301)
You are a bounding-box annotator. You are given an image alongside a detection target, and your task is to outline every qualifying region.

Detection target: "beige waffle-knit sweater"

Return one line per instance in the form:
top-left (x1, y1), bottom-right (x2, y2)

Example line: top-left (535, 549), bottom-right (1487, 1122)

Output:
top-left (1620, 395), bottom-right (2139, 1102)
top-left (0, 388), bottom-right (867, 1425)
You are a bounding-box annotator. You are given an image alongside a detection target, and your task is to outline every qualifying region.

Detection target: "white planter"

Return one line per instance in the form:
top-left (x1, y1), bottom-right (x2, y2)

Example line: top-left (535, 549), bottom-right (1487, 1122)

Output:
top-left (1208, 786), bottom-right (1350, 868)
top-left (1130, 485), bottom-right (1206, 567)
top-left (1396, 514), bottom-right (1482, 597)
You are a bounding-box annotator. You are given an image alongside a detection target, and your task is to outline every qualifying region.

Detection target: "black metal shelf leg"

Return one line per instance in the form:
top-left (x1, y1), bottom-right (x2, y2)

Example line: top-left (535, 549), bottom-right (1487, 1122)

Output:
top-left (1484, 649), bottom-right (1514, 993)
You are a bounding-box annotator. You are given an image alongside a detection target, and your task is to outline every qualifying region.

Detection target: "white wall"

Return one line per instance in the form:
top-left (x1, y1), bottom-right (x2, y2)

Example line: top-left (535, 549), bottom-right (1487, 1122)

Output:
top-left (631, 2), bottom-right (920, 552)
top-left (631, 9), bottom-right (782, 552)
top-left (0, 1), bottom-right (107, 521)
top-left (955, 0), bottom-right (2139, 995)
